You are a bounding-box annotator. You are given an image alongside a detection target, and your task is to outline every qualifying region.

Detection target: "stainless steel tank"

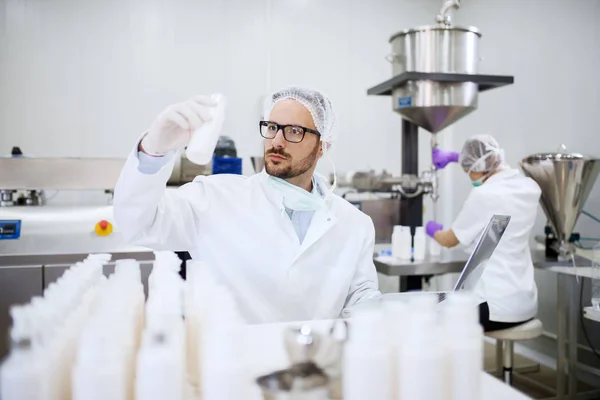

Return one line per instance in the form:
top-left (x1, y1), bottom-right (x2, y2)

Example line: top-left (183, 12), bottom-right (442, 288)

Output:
top-left (387, 0), bottom-right (482, 133)
top-left (521, 147), bottom-right (600, 257)
top-left (388, 25), bottom-right (481, 76)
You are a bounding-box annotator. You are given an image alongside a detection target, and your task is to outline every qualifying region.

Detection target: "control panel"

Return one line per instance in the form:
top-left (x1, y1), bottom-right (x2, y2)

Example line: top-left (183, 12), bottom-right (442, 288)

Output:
top-left (0, 220), bottom-right (21, 240)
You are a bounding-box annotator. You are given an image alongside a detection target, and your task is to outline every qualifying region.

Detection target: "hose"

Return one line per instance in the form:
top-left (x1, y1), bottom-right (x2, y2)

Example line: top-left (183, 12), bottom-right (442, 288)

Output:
top-left (582, 210), bottom-right (600, 225)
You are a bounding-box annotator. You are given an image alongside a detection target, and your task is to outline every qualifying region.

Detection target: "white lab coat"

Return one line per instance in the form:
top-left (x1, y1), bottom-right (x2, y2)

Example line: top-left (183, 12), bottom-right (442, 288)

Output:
top-left (113, 150), bottom-right (381, 324)
top-left (452, 168), bottom-right (541, 323)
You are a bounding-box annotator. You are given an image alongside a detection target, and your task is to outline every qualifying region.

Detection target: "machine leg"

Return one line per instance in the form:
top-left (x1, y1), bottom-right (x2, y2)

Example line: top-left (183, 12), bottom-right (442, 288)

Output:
top-left (400, 119), bottom-right (424, 291)
top-left (557, 274), bottom-right (567, 399)
top-left (568, 276), bottom-right (579, 397)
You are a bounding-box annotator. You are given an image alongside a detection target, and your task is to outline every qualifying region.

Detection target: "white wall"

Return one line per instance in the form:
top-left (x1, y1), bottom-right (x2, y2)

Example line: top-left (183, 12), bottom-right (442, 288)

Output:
top-left (0, 0), bottom-right (444, 178)
top-left (449, 0), bottom-right (600, 240)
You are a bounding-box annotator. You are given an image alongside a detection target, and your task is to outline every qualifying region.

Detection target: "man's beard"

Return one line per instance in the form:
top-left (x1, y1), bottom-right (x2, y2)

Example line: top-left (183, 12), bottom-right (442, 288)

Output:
top-left (265, 141), bottom-right (320, 180)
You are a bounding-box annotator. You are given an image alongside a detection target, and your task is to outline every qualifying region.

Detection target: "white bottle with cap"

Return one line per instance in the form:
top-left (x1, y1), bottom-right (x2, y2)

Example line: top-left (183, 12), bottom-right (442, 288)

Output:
top-left (343, 308), bottom-right (391, 400)
top-left (413, 226), bottom-right (426, 261)
top-left (392, 225), bottom-right (412, 260)
top-left (185, 93), bottom-right (227, 165)
top-left (383, 301), bottom-right (408, 400)
top-left (429, 237), bottom-right (442, 257)
top-left (442, 292), bottom-right (483, 400)
top-left (398, 294), bottom-right (444, 400)
top-left (200, 287), bottom-right (246, 400)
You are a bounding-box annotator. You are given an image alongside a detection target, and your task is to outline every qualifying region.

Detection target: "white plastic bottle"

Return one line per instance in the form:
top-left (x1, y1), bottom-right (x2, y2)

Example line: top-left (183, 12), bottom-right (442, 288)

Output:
top-left (383, 301), bottom-right (408, 400)
top-left (413, 226), bottom-right (426, 261)
top-left (136, 329), bottom-right (184, 400)
top-left (429, 237), bottom-right (442, 257)
top-left (186, 93), bottom-right (227, 165)
top-left (398, 294), bottom-right (444, 400)
top-left (392, 225), bottom-right (412, 260)
top-left (442, 292), bottom-right (483, 400)
top-left (200, 288), bottom-right (246, 400)
top-left (0, 307), bottom-right (44, 400)
top-left (343, 308), bottom-right (391, 400)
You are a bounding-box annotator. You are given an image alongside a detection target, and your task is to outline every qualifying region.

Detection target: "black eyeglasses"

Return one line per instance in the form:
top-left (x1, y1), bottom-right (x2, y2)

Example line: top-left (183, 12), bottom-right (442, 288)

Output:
top-left (259, 121), bottom-right (321, 143)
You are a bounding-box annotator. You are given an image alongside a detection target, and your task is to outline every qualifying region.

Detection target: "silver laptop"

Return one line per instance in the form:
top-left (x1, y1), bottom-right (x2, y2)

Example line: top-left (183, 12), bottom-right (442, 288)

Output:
top-left (435, 214), bottom-right (511, 302)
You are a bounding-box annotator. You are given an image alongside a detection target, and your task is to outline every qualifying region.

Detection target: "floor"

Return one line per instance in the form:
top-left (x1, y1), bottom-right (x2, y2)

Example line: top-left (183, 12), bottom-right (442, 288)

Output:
top-left (484, 342), bottom-right (599, 399)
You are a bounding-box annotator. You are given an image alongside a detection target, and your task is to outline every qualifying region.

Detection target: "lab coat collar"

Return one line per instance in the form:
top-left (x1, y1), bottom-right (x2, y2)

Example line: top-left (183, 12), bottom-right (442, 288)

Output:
top-left (258, 171), bottom-right (338, 259)
top-left (258, 170), bottom-right (336, 211)
top-left (485, 167), bottom-right (520, 184)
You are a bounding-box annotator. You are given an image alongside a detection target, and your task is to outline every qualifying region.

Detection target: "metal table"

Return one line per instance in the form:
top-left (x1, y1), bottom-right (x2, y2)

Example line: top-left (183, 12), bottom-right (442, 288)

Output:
top-left (543, 265), bottom-right (600, 400)
top-left (373, 244), bottom-right (467, 291)
top-left (531, 249), bottom-right (600, 400)
top-left (373, 254), bottom-right (466, 276)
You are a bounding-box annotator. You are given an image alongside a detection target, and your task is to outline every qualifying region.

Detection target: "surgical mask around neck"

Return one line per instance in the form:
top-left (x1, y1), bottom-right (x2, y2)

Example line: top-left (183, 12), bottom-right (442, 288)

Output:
top-left (267, 176), bottom-right (326, 211)
top-left (471, 177), bottom-right (485, 187)
top-left (469, 171), bottom-right (492, 187)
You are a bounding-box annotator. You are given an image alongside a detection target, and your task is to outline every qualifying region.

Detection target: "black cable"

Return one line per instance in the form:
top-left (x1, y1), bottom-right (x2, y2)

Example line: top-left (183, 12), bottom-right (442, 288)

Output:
top-left (579, 278), bottom-right (600, 361)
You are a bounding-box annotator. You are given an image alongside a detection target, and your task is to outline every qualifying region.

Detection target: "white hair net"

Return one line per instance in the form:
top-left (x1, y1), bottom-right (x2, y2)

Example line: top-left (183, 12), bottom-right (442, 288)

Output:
top-left (459, 134), bottom-right (506, 173)
top-left (263, 86), bottom-right (338, 147)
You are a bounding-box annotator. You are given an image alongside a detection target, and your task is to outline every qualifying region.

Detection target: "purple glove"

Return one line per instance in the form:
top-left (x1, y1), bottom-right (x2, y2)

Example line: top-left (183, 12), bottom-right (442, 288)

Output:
top-left (426, 221), bottom-right (443, 238)
top-left (432, 148), bottom-right (460, 169)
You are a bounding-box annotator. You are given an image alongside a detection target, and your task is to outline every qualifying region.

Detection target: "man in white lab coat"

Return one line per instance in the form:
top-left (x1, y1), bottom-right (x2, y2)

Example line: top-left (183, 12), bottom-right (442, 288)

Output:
top-left (426, 135), bottom-right (541, 332)
top-left (113, 86), bottom-right (381, 324)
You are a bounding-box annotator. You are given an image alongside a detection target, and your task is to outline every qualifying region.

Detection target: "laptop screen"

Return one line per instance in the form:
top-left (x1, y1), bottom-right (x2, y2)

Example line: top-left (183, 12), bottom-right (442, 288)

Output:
top-left (453, 214), bottom-right (511, 291)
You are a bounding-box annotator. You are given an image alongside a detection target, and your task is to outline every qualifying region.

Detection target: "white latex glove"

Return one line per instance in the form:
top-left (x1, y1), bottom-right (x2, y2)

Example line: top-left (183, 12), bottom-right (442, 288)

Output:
top-left (140, 95), bottom-right (218, 156)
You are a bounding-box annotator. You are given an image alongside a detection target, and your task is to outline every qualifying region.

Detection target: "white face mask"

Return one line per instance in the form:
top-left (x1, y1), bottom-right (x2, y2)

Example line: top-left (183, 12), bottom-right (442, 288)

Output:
top-left (267, 176), bottom-right (326, 211)
top-left (266, 142), bottom-right (336, 211)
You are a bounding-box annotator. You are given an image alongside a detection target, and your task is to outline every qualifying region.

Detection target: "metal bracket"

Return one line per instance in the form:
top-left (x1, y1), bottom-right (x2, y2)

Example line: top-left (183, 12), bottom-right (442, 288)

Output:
top-left (367, 72), bottom-right (515, 96)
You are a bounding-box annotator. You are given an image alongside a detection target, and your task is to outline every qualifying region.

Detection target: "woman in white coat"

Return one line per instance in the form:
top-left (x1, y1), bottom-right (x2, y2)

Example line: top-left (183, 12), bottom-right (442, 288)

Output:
top-left (113, 86), bottom-right (381, 324)
top-left (426, 135), bottom-right (541, 332)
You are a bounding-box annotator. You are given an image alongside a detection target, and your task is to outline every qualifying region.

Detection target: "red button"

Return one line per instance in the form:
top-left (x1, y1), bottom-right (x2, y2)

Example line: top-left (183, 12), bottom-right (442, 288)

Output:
top-left (99, 220), bottom-right (109, 230)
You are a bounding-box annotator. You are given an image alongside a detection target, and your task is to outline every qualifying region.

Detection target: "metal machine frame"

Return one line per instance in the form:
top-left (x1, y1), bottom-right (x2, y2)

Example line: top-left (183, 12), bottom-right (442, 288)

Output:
top-left (366, 72), bottom-right (514, 290)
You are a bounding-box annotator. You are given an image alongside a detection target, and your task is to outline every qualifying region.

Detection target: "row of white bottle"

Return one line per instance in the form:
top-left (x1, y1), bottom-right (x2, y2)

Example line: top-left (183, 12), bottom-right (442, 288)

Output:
top-left (184, 260), bottom-right (247, 400)
top-left (392, 225), bottom-right (441, 260)
top-left (0, 254), bottom-right (111, 400)
top-left (71, 259), bottom-right (145, 400)
top-left (136, 251), bottom-right (186, 400)
top-left (343, 292), bottom-right (483, 400)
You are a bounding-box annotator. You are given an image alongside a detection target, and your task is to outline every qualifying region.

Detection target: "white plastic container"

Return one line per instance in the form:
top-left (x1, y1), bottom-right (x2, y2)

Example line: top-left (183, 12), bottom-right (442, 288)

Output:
top-left (383, 301), bottom-right (408, 400)
top-left (442, 292), bottom-right (483, 400)
top-left (398, 295), bottom-right (444, 400)
top-left (343, 308), bottom-right (391, 400)
top-left (392, 225), bottom-right (412, 260)
top-left (136, 330), bottom-right (184, 400)
top-left (413, 226), bottom-right (426, 261)
top-left (186, 93), bottom-right (227, 165)
top-left (0, 344), bottom-right (44, 400)
top-left (200, 289), bottom-right (246, 400)
top-left (429, 237), bottom-right (442, 257)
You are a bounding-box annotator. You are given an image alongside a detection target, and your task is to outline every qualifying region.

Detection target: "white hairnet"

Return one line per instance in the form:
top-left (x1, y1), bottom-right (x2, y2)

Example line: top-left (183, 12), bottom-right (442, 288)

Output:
top-left (263, 86), bottom-right (338, 147)
top-left (459, 134), bottom-right (506, 173)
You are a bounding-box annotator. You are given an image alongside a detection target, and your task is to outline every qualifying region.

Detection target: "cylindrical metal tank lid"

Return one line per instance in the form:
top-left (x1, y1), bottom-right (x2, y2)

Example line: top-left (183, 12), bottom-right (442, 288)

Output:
top-left (389, 25), bottom-right (481, 43)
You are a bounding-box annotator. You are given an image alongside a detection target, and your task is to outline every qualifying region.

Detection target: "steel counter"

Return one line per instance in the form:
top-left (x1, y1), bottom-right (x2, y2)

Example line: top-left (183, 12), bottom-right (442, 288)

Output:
top-left (372, 244), bottom-right (467, 291)
top-left (373, 254), bottom-right (466, 276)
